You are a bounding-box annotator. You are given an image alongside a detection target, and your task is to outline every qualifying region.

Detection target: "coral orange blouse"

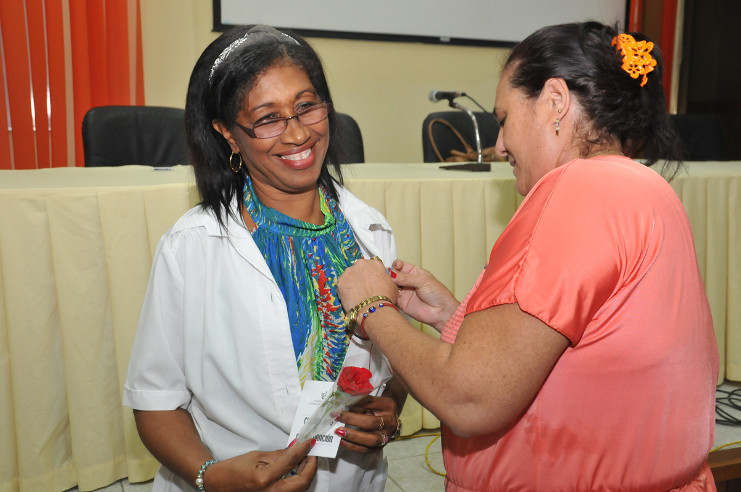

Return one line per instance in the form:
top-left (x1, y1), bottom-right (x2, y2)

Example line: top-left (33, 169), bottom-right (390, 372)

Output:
top-left (440, 156), bottom-right (718, 491)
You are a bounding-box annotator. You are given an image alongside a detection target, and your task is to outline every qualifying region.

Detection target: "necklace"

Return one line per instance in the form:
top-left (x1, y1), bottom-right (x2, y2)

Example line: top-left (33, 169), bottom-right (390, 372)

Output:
top-left (585, 149), bottom-right (624, 159)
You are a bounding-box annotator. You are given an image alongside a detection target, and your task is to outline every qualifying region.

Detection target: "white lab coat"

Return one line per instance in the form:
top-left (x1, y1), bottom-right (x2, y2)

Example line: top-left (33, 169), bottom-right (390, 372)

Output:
top-left (123, 185), bottom-right (397, 491)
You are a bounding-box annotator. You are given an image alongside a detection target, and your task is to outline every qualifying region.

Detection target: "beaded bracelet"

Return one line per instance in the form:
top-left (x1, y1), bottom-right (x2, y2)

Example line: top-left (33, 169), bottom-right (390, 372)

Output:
top-left (195, 459), bottom-right (218, 491)
top-left (345, 295), bottom-right (392, 336)
top-left (358, 301), bottom-right (399, 339)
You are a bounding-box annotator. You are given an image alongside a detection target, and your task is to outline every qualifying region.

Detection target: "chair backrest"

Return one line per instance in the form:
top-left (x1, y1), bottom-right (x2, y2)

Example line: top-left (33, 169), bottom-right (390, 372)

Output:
top-left (335, 112), bottom-right (364, 164)
top-left (422, 111), bottom-right (500, 162)
top-left (669, 113), bottom-right (725, 161)
top-left (82, 105), bottom-right (187, 167)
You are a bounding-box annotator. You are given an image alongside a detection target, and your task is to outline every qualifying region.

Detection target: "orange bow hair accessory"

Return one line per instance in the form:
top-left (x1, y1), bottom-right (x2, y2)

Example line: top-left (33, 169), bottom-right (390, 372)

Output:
top-left (612, 33), bottom-right (657, 87)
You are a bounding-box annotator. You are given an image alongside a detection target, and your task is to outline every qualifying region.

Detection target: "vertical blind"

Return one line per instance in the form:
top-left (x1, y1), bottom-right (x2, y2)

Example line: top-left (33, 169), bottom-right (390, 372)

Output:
top-left (0, 0), bottom-right (144, 170)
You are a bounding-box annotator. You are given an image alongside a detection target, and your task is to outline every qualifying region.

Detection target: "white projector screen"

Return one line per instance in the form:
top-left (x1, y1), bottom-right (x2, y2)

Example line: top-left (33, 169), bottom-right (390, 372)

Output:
top-left (214, 0), bottom-right (628, 46)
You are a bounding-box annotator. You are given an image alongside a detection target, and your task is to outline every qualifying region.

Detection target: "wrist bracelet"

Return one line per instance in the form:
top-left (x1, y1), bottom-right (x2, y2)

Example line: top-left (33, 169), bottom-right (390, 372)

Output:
top-left (358, 301), bottom-right (399, 339)
top-left (195, 459), bottom-right (218, 491)
top-left (345, 295), bottom-right (392, 335)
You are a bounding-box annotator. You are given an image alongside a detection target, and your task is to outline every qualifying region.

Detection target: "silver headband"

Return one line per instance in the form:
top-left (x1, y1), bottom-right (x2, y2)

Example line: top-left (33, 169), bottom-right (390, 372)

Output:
top-left (209, 26), bottom-right (300, 84)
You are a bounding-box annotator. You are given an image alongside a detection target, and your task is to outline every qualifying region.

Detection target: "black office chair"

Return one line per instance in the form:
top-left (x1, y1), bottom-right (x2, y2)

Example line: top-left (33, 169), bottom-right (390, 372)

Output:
top-left (82, 105), bottom-right (187, 167)
top-left (669, 113), bottom-right (725, 161)
top-left (422, 111), bottom-right (500, 162)
top-left (335, 112), bottom-right (364, 164)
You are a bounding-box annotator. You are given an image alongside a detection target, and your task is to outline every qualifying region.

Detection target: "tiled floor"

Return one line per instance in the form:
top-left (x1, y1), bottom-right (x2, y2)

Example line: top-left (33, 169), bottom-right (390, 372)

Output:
top-left (69, 381), bottom-right (741, 492)
top-left (384, 431), bottom-right (446, 491)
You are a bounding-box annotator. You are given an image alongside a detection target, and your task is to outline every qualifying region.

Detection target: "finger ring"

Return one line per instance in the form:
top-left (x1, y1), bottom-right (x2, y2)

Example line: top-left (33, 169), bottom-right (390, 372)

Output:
top-left (378, 417), bottom-right (384, 430)
top-left (370, 256), bottom-right (383, 263)
top-left (378, 432), bottom-right (390, 447)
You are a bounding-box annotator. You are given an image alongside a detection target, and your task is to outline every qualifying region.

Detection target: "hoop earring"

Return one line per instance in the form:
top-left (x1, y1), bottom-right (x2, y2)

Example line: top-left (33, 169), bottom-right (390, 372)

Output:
top-left (555, 118), bottom-right (560, 136)
top-left (229, 152), bottom-right (243, 173)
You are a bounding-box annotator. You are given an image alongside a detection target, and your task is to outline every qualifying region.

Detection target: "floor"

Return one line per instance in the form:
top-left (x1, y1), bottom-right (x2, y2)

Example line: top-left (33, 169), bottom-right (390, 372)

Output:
top-left (68, 380), bottom-right (741, 492)
top-left (383, 431), bottom-right (446, 491)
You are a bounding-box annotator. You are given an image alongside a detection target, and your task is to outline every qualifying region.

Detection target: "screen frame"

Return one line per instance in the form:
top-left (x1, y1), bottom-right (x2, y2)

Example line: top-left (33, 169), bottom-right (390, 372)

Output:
top-left (212, 0), bottom-right (630, 47)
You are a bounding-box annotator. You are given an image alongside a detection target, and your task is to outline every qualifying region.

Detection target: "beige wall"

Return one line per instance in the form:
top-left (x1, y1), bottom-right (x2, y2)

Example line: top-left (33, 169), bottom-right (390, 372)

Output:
top-left (141, 0), bottom-right (509, 163)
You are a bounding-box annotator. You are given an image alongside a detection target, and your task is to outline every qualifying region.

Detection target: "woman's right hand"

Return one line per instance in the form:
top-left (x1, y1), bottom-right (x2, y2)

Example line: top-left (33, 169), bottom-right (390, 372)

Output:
top-left (204, 441), bottom-right (317, 492)
top-left (391, 259), bottom-right (460, 332)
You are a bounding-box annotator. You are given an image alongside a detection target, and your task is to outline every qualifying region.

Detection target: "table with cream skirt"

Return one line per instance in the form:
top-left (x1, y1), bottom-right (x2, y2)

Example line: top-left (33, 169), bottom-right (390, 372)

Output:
top-left (0, 161), bottom-right (738, 491)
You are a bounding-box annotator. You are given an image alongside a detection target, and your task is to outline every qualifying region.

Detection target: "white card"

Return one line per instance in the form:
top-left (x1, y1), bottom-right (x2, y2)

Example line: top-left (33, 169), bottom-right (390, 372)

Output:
top-left (287, 380), bottom-right (343, 458)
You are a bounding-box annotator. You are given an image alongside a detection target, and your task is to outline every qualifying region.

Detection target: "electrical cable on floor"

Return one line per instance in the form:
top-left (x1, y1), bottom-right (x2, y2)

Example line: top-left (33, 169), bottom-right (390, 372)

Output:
top-left (716, 387), bottom-right (741, 426)
top-left (711, 440), bottom-right (741, 453)
top-left (713, 386), bottom-right (741, 452)
top-left (396, 432), bottom-right (447, 477)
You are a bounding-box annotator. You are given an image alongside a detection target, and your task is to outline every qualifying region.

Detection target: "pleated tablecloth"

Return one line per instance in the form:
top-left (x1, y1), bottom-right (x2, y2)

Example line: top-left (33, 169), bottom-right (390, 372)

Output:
top-left (0, 161), bottom-right (738, 491)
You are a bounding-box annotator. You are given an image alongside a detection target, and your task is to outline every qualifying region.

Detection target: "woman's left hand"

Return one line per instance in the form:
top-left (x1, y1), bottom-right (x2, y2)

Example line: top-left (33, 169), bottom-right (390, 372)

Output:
top-left (334, 395), bottom-right (400, 453)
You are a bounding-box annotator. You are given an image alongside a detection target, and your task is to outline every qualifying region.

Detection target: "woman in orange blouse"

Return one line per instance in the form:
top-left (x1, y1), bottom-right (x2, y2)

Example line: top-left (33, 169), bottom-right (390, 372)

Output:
top-left (337, 21), bottom-right (718, 491)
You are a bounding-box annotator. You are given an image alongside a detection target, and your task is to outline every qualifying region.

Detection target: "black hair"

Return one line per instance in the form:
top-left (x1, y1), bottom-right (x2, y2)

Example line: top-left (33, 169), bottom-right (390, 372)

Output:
top-left (504, 21), bottom-right (683, 179)
top-left (184, 25), bottom-right (345, 228)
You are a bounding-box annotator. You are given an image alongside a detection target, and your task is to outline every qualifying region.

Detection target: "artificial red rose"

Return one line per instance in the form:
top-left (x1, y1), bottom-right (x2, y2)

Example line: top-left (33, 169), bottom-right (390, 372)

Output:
top-left (337, 366), bottom-right (374, 395)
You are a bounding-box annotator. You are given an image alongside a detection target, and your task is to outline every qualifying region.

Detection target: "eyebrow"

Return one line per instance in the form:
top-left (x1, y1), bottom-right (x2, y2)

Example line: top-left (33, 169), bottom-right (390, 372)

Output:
top-left (248, 88), bottom-right (318, 113)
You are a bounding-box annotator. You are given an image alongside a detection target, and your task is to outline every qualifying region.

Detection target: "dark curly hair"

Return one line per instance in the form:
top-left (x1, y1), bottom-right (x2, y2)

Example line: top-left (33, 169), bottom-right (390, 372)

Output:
top-left (185, 25), bottom-right (347, 228)
top-left (504, 21), bottom-right (684, 178)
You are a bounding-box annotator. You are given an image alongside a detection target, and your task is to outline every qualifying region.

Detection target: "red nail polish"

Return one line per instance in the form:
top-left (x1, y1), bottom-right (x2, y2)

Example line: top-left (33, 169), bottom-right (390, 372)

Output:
top-left (334, 428), bottom-right (346, 437)
top-left (288, 438), bottom-right (296, 447)
top-left (310, 439), bottom-right (317, 448)
top-left (390, 271), bottom-right (397, 279)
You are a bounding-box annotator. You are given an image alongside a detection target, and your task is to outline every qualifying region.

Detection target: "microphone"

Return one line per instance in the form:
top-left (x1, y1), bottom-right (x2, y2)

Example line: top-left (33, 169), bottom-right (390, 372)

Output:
top-left (429, 89), bottom-right (466, 102)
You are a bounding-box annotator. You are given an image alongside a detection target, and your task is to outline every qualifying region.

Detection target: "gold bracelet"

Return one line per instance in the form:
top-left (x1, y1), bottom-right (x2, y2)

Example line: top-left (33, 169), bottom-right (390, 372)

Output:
top-left (345, 295), bottom-right (392, 334)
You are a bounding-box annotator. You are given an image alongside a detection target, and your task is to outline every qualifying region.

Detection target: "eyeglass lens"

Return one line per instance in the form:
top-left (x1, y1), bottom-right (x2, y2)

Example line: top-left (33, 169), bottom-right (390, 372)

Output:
top-left (252, 103), bottom-right (329, 138)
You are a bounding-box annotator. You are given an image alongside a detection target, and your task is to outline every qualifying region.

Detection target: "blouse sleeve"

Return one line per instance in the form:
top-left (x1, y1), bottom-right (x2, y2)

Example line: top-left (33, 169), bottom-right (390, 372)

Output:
top-left (122, 230), bottom-right (191, 410)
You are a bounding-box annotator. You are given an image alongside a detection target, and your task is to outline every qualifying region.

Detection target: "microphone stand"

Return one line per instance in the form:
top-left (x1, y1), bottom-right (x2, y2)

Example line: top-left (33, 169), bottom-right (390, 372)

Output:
top-left (448, 100), bottom-right (483, 164)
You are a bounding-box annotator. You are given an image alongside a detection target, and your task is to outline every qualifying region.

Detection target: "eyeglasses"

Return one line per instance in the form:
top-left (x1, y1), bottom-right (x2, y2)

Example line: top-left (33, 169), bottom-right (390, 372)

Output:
top-left (233, 102), bottom-right (330, 139)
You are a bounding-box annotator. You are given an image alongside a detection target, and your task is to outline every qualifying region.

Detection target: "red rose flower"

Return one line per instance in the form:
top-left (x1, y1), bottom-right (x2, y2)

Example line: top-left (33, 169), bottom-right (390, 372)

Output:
top-left (296, 366), bottom-right (378, 442)
top-left (337, 366), bottom-right (374, 396)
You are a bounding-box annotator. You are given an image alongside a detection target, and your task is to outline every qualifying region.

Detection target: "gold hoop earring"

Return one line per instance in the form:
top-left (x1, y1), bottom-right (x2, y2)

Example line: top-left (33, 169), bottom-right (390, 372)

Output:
top-left (229, 152), bottom-right (243, 173)
top-left (555, 118), bottom-right (560, 136)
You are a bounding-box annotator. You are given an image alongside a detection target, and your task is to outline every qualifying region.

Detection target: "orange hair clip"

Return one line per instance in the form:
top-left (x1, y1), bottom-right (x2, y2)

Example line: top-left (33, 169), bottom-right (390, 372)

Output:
top-left (612, 33), bottom-right (657, 87)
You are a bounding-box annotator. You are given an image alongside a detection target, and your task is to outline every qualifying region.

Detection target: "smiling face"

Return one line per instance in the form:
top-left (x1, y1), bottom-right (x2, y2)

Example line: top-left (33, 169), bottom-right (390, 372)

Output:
top-left (217, 61), bottom-right (330, 209)
top-left (494, 70), bottom-right (563, 196)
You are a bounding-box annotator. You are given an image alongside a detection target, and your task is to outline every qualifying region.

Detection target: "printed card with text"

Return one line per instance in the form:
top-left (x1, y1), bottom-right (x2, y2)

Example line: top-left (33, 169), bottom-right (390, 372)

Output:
top-left (287, 380), bottom-right (343, 458)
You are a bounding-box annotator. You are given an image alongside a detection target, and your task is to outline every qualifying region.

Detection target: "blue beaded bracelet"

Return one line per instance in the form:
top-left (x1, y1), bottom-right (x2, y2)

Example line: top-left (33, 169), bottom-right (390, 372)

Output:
top-left (195, 459), bottom-right (218, 491)
top-left (359, 301), bottom-right (399, 339)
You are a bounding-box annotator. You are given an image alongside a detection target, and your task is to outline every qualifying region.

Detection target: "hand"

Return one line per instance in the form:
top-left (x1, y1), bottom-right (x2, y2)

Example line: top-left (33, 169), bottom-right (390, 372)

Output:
top-left (205, 440), bottom-right (318, 492)
top-left (391, 259), bottom-right (460, 332)
top-left (334, 395), bottom-right (399, 453)
top-left (337, 258), bottom-right (399, 311)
